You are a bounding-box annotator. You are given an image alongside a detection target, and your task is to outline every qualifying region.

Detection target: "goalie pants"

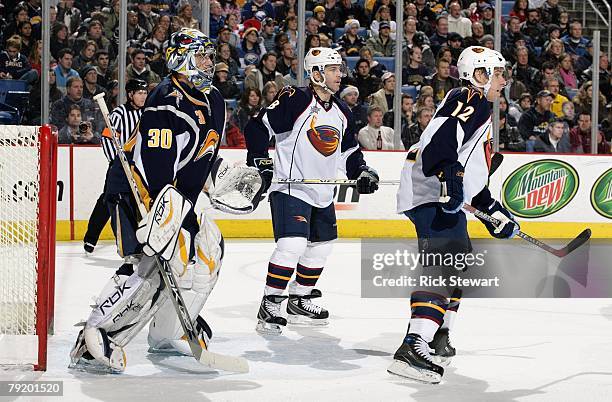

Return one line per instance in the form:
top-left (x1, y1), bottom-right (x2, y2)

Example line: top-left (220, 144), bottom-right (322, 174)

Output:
top-left (403, 203), bottom-right (467, 342)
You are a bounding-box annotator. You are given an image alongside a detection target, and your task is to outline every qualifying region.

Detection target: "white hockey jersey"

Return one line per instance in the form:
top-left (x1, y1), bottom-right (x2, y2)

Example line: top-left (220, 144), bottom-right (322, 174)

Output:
top-left (245, 85), bottom-right (368, 208)
top-left (397, 87), bottom-right (494, 213)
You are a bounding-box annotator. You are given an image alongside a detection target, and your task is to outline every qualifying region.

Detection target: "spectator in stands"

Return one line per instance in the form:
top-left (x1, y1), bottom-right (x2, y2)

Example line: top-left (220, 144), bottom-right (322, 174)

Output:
top-left (305, 16), bottom-right (320, 37)
top-left (72, 40), bottom-right (97, 72)
top-left (581, 52), bottom-right (611, 99)
top-left (274, 32), bottom-right (290, 55)
top-left (274, 0), bottom-right (297, 23)
top-left (510, 92), bottom-right (533, 121)
top-left (56, 0), bottom-right (81, 34)
top-left (346, 58), bottom-right (381, 102)
top-left (127, 10), bottom-right (146, 42)
top-left (370, 5), bottom-right (396, 40)
top-left (261, 18), bottom-right (277, 53)
top-left (562, 21), bottom-right (591, 60)
top-left (402, 106), bottom-right (433, 149)
top-left (402, 45), bottom-right (430, 86)
top-left (544, 78), bottom-right (569, 117)
top-left (369, 71), bottom-right (395, 115)
top-left (80, 65), bottom-right (105, 99)
top-left (58, 105), bottom-right (100, 144)
top-left (242, 0), bottom-right (275, 20)
top-left (358, 106), bottom-right (396, 150)
top-left (501, 16), bottom-right (525, 55)
top-left (323, 0), bottom-right (343, 29)
top-left (541, 0), bottom-right (565, 24)
top-left (102, 0), bottom-right (119, 39)
top-left (499, 111), bottom-right (526, 151)
top-left (282, 57), bottom-right (300, 86)
top-left (137, 1), bottom-right (159, 34)
top-left (276, 41), bottom-right (294, 76)
top-left (521, 9), bottom-right (546, 47)
top-left (504, 63), bottom-right (529, 102)
top-left (542, 24), bottom-right (561, 49)
top-left (558, 10), bottom-right (570, 36)
top-left (337, 19), bottom-right (366, 57)
top-left (366, 21), bottom-right (394, 57)
top-left (518, 89), bottom-right (555, 148)
top-left (126, 49), bottom-right (161, 86)
top-left (447, 33), bottom-right (464, 68)
top-left (0, 35), bottom-right (37, 86)
top-left (318, 33), bottom-right (333, 48)
top-left (509, 0), bottom-right (528, 23)
top-left (478, 4), bottom-right (495, 35)
top-left (74, 20), bottom-right (111, 57)
top-left (383, 94), bottom-right (414, 130)
top-left (464, 22), bottom-right (485, 48)
top-left (16, 21), bottom-right (34, 57)
top-left (209, 1), bottom-right (225, 40)
top-left (217, 26), bottom-right (241, 63)
top-left (569, 111), bottom-right (609, 153)
top-left (28, 39), bottom-right (41, 78)
top-left (240, 27), bottom-right (266, 67)
top-left (480, 34), bottom-right (495, 50)
top-left (223, 0), bottom-right (242, 19)
top-left (338, 0), bottom-right (368, 27)
top-left (534, 118), bottom-right (572, 152)
top-left (213, 62), bottom-right (240, 99)
top-left (359, 47), bottom-right (386, 77)
top-left (54, 48), bottom-right (79, 94)
top-left (447, 1), bottom-right (471, 39)
top-left (312, 5), bottom-right (333, 38)
top-left (561, 100), bottom-right (576, 126)
top-left (244, 51), bottom-right (284, 92)
top-left (499, 95), bottom-right (518, 127)
top-left (261, 81), bottom-right (278, 108)
top-left (217, 42), bottom-right (240, 79)
top-left (340, 85), bottom-right (368, 131)
top-left (402, 16), bottom-right (430, 50)
top-left (174, 2), bottom-right (198, 30)
top-left (427, 58), bottom-right (459, 104)
top-left (513, 46), bottom-right (542, 95)
top-left (50, 23), bottom-right (69, 60)
top-left (304, 34), bottom-right (321, 55)
top-left (93, 50), bottom-right (112, 89)
top-left (430, 16), bottom-right (449, 56)
top-left (541, 38), bottom-right (564, 68)
top-left (233, 87), bottom-right (262, 134)
top-left (50, 76), bottom-right (102, 134)
top-left (573, 81), bottom-right (608, 121)
top-left (414, 0), bottom-right (436, 36)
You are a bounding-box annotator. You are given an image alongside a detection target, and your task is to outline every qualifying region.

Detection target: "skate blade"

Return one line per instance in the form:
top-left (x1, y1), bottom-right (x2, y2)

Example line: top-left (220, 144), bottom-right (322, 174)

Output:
top-left (286, 314), bottom-right (328, 326)
top-left (387, 360), bottom-right (442, 384)
top-left (255, 320), bottom-right (284, 335)
top-left (147, 346), bottom-right (190, 356)
top-left (432, 355), bottom-right (452, 367)
top-left (68, 358), bottom-right (123, 374)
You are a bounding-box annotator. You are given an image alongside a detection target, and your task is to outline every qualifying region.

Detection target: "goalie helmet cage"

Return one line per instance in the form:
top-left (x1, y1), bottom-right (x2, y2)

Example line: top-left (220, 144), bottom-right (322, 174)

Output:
top-left (0, 125), bottom-right (57, 371)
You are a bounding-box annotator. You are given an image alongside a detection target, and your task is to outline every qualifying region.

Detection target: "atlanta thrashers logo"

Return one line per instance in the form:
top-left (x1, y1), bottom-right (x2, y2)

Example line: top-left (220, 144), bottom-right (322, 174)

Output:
top-left (307, 125), bottom-right (340, 157)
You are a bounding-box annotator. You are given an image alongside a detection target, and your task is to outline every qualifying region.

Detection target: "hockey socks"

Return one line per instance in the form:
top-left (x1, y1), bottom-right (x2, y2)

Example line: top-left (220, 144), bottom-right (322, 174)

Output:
top-left (407, 291), bottom-right (448, 343)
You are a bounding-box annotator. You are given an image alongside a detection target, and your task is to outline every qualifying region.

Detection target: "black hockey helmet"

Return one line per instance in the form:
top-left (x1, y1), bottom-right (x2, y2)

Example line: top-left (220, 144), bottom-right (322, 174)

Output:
top-left (125, 78), bottom-right (148, 93)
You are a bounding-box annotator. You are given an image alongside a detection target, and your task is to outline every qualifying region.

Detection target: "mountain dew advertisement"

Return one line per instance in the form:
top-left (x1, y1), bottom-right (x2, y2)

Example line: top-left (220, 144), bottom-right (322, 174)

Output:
top-left (503, 160), bottom-right (579, 218)
top-left (591, 169), bottom-right (612, 219)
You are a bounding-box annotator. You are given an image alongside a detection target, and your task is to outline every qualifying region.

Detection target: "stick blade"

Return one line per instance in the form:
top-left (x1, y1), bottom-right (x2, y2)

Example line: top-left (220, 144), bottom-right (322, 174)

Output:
top-left (558, 228), bottom-right (592, 257)
top-left (197, 349), bottom-right (250, 373)
top-left (489, 152), bottom-right (504, 176)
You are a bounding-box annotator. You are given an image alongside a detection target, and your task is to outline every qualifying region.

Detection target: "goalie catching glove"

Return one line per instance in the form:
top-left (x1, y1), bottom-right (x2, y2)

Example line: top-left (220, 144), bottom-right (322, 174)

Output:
top-left (206, 157), bottom-right (266, 214)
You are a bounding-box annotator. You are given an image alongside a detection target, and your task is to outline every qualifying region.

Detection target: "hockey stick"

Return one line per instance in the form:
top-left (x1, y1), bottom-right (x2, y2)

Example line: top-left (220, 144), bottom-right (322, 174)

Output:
top-left (462, 203), bottom-right (591, 258)
top-left (93, 94), bottom-right (249, 373)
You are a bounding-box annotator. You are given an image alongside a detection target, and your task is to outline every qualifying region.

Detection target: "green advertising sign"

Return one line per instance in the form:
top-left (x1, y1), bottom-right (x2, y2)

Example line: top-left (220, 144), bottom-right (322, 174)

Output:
top-left (590, 168), bottom-right (612, 219)
top-left (502, 160), bottom-right (579, 218)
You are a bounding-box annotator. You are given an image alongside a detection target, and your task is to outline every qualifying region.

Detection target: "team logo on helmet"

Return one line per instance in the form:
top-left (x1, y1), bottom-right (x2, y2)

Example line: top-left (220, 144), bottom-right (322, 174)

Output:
top-left (312, 49), bottom-right (321, 56)
top-left (307, 125), bottom-right (340, 157)
top-left (472, 47), bottom-right (485, 53)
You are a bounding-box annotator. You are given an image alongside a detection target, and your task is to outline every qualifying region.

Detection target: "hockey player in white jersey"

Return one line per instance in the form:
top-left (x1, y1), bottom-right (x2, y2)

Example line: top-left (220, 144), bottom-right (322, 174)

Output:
top-left (388, 47), bottom-right (520, 383)
top-left (245, 47), bottom-right (380, 334)
top-left (69, 29), bottom-right (264, 372)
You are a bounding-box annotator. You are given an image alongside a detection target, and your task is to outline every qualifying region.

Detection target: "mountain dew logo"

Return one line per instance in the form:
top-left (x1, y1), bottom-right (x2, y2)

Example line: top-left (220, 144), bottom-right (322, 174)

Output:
top-left (590, 168), bottom-right (612, 219)
top-left (503, 160), bottom-right (579, 218)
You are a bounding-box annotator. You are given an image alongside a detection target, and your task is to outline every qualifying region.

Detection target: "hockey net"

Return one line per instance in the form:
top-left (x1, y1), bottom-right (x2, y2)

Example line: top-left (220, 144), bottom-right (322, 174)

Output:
top-left (0, 125), bottom-right (57, 371)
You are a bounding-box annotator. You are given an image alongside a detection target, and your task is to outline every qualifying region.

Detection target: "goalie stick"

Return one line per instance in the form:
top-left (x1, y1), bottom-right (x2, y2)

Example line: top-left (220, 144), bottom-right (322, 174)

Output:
top-left (93, 94), bottom-right (249, 373)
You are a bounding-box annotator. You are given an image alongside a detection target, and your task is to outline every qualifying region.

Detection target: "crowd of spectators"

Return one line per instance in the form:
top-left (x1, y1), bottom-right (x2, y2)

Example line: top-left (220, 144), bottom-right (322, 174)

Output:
top-left (0, 0), bottom-right (609, 152)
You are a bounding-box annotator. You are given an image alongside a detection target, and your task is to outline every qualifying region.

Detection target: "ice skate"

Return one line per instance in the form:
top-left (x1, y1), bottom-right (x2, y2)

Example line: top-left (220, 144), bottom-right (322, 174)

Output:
top-left (387, 334), bottom-right (444, 384)
top-left (286, 289), bottom-right (329, 326)
top-left (256, 295), bottom-right (288, 335)
top-left (428, 327), bottom-right (455, 367)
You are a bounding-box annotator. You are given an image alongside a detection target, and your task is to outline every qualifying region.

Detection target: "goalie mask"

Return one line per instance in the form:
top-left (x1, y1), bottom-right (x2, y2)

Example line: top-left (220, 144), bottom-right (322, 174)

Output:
top-left (166, 28), bottom-right (216, 94)
top-left (457, 46), bottom-right (507, 95)
top-left (304, 47), bottom-right (347, 94)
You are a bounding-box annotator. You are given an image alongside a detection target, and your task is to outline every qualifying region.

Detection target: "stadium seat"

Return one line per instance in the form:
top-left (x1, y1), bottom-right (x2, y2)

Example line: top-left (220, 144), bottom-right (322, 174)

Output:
top-left (344, 56), bottom-right (360, 71)
top-left (237, 67), bottom-right (245, 78)
top-left (502, 1), bottom-right (514, 17)
top-left (225, 98), bottom-right (238, 111)
top-left (237, 80), bottom-right (244, 92)
top-left (534, 47), bottom-right (542, 57)
top-left (305, 10), bottom-right (313, 19)
top-left (565, 88), bottom-right (578, 100)
top-left (0, 79), bottom-right (28, 105)
top-left (375, 57), bottom-right (395, 71)
top-left (401, 85), bottom-right (419, 99)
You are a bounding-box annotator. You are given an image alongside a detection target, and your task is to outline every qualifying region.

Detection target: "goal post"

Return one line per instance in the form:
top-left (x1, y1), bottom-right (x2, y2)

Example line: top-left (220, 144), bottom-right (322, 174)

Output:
top-left (0, 125), bottom-right (57, 371)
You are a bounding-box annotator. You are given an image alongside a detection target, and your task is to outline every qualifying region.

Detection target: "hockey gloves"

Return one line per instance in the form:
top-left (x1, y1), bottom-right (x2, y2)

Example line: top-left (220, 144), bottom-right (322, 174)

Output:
top-left (254, 157), bottom-right (273, 193)
top-left (437, 161), bottom-right (464, 214)
top-left (356, 167), bottom-right (379, 194)
top-left (478, 200), bottom-right (520, 239)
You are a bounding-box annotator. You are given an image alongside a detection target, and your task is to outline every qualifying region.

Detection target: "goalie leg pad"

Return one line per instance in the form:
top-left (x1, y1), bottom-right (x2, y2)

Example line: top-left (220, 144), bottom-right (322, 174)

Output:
top-left (83, 326), bottom-right (127, 372)
top-left (136, 184), bottom-right (193, 261)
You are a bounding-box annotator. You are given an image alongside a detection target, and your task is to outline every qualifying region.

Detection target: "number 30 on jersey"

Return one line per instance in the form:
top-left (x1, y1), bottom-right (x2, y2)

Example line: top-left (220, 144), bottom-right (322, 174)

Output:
top-left (148, 128), bottom-right (172, 149)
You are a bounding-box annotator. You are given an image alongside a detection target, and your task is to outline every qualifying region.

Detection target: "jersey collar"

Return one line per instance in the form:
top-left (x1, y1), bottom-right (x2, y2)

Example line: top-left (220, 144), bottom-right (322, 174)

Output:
top-left (309, 84), bottom-right (333, 112)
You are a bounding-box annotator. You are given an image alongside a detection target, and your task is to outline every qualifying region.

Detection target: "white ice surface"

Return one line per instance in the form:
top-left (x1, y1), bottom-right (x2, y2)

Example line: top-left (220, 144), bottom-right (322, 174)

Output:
top-left (2, 240), bottom-right (612, 402)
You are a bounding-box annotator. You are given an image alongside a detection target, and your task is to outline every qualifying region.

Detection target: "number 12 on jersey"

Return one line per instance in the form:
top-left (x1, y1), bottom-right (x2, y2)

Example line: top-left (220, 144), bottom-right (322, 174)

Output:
top-left (450, 101), bottom-right (474, 122)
